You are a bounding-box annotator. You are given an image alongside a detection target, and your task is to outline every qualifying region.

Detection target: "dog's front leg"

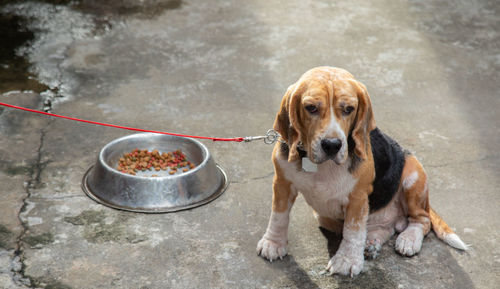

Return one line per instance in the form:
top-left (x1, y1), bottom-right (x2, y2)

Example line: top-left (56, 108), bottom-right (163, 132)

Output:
top-left (257, 171), bottom-right (297, 262)
top-left (324, 191), bottom-right (369, 277)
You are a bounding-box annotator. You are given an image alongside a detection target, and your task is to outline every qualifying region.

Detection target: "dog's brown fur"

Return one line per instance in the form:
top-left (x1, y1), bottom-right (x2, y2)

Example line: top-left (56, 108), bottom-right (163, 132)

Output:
top-left (257, 67), bottom-right (468, 276)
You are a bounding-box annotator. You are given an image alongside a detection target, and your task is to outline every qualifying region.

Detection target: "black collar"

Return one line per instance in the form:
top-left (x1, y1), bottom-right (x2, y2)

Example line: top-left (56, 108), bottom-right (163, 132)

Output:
top-left (297, 144), bottom-right (307, 158)
top-left (280, 141), bottom-right (307, 159)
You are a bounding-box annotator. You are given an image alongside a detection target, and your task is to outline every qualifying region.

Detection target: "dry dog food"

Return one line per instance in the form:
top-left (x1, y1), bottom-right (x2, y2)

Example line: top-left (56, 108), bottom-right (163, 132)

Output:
top-left (117, 148), bottom-right (195, 176)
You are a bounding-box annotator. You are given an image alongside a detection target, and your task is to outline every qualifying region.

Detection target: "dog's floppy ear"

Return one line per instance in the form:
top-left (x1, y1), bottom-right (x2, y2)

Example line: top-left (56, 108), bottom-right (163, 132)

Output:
top-left (273, 83), bottom-right (303, 162)
top-left (350, 80), bottom-right (376, 160)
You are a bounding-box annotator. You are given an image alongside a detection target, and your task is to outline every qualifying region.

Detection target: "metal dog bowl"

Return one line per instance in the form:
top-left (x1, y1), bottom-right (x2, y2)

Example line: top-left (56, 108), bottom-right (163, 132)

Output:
top-left (82, 133), bottom-right (228, 213)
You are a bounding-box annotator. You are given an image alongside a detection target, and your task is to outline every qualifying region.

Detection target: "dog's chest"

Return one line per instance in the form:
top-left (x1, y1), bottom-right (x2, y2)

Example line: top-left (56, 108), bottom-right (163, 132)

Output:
top-left (279, 158), bottom-right (358, 219)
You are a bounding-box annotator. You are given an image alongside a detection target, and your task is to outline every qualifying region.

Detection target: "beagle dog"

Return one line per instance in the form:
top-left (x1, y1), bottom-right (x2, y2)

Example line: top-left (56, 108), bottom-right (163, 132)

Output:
top-left (257, 67), bottom-right (468, 276)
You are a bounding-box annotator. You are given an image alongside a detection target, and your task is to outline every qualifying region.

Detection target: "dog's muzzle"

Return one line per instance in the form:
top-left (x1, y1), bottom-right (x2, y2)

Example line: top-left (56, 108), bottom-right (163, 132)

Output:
top-left (321, 138), bottom-right (342, 157)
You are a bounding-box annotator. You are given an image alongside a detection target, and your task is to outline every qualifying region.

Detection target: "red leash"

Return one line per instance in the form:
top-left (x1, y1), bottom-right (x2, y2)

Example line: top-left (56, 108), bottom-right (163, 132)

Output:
top-left (0, 102), bottom-right (245, 142)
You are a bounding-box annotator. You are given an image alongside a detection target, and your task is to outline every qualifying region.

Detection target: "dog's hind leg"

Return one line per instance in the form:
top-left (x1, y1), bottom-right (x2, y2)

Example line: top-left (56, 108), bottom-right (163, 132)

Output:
top-left (395, 155), bottom-right (431, 256)
top-left (364, 195), bottom-right (403, 259)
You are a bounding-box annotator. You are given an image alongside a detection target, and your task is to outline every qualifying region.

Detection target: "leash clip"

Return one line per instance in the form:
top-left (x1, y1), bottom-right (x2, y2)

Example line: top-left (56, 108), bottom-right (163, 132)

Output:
top-left (244, 129), bottom-right (282, 144)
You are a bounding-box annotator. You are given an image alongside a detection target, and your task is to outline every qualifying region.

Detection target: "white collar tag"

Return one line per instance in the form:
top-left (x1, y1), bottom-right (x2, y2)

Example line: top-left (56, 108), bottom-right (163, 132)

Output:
top-left (302, 157), bottom-right (318, 172)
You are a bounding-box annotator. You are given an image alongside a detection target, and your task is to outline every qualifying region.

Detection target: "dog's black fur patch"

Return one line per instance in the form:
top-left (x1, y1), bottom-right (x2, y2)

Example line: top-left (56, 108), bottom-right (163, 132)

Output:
top-left (368, 128), bottom-right (406, 212)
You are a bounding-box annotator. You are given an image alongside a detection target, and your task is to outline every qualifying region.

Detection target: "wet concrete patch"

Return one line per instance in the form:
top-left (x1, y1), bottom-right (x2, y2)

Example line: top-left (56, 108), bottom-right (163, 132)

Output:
top-left (22, 232), bottom-right (54, 248)
top-left (1, 0), bottom-right (185, 106)
top-left (1, 2), bottom-right (101, 105)
top-left (0, 224), bottom-right (13, 249)
top-left (0, 160), bottom-right (30, 176)
top-left (64, 210), bottom-right (146, 244)
top-left (43, 281), bottom-right (72, 289)
top-left (63, 210), bottom-right (106, 226)
top-left (72, 0), bottom-right (183, 19)
top-left (5, 165), bottom-right (30, 176)
top-left (26, 275), bottom-right (72, 289)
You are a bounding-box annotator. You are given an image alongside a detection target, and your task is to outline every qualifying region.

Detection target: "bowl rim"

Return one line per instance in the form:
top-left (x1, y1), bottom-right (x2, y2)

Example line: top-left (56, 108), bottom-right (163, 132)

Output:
top-left (99, 133), bottom-right (210, 179)
top-left (81, 164), bottom-right (228, 213)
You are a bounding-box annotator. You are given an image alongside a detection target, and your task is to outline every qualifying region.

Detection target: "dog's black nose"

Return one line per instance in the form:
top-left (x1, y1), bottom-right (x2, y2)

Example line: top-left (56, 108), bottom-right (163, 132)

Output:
top-left (321, 138), bottom-right (342, 156)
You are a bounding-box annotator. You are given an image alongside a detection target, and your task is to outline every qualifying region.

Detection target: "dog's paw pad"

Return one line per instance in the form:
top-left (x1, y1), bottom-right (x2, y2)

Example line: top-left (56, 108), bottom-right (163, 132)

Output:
top-left (395, 225), bottom-right (423, 256)
top-left (364, 238), bottom-right (382, 259)
top-left (257, 237), bottom-right (287, 262)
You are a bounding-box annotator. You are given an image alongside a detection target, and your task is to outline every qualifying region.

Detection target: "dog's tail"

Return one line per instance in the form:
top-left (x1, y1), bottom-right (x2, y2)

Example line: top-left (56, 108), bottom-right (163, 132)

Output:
top-left (430, 207), bottom-right (469, 250)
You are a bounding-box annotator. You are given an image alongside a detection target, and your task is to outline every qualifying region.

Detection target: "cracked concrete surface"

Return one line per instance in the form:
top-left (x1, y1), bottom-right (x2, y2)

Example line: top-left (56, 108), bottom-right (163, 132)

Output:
top-left (1, 0), bottom-right (499, 288)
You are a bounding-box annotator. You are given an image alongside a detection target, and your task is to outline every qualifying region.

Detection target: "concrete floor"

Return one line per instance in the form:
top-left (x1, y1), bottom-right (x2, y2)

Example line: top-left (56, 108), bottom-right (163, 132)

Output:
top-left (0, 0), bottom-right (499, 288)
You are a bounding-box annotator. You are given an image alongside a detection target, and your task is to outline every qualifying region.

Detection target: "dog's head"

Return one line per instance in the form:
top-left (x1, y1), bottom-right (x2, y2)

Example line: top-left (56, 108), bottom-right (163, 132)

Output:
top-left (274, 67), bottom-right (376, 164)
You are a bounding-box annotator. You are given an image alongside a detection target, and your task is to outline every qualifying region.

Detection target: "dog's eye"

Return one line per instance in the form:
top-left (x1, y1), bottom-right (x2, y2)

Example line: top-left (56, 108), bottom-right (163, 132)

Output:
top-left (305, 105), bottom-right (319, 114)
top-left (343, 106), bottom-right (355, 115)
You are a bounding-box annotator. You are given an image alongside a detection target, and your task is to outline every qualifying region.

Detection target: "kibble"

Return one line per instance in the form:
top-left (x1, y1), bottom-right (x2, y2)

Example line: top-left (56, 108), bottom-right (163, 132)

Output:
top-left (117, 148), bottom-right (195, 176)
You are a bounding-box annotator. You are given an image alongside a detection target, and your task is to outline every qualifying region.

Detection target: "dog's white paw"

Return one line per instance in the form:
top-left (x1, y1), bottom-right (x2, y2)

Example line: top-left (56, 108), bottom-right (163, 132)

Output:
top-left (321, 241), bottom-right (364, 277)
top-left (257, 237), bottom-right (287, 262)
top-left (322, 252), bottom-right (364, 277)
top-left (395, 224), bottom-right (424, 256)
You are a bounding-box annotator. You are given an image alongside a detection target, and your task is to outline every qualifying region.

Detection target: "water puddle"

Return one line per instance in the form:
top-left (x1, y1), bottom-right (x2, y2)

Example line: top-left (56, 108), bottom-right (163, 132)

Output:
top-left (0, 12), bottom-right (48, 94)
top-left (0, 0), bottom-right (182, 108)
